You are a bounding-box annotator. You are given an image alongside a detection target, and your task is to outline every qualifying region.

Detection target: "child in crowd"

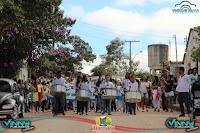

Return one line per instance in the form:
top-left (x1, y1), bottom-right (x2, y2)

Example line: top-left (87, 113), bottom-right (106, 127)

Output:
top-left (116, 81), bottom-right (122, 111)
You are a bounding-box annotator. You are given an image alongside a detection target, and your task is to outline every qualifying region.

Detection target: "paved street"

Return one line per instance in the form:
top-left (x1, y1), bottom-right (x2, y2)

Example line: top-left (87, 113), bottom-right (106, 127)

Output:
top-left (0, 108), bottom-right (199, 133)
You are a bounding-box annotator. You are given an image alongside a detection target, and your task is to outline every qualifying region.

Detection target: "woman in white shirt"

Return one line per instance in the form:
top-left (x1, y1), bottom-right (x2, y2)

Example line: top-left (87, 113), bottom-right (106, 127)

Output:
top-left (100, 75), bottom-right (115, 115)
top-left (127, 75), bottom-right (138, 115)
top-left (79, 75), bottom-right (91, 115)
top-left (139, 75), bottom-right (149, 112)
top-left (94, 76), bottom-right (103, 113)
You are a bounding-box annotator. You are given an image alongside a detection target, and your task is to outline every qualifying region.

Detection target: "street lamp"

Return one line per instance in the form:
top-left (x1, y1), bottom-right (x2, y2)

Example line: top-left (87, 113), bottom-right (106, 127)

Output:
top-left (133, 51), bottom-right (142, 61)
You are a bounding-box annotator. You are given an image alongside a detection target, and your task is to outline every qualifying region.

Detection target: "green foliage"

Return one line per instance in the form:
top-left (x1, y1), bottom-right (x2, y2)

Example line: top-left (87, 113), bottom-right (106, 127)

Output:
top-left (135, 70), bottom-right (161, 79)
top-left (33, 42), bottom-right (96, 78)
top-left (101, 38), bottom-right (125, 65)
top-left (0, 0), bottom-right (96, 78)
top-left (91, 64), bottom-right (115, 76)
top-left (91, 38), bottom-right (139, 76)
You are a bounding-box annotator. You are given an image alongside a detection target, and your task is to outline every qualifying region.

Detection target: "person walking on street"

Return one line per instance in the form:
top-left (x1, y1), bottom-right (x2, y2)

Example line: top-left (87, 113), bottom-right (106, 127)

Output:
top-left (139, 75), bottom-right (149, 112)
top-left (189, 68), bottom-right (198, 84)
top-left (41, 82), bottom-right (48, 112)
top-left (116, 81), bottom-right (122, 111)
top-left (32, 79), bottom-right (39, 113)
top-left (94, 76), bottom-right (103, 113)
top-left (121, 72), bottom-right (130, 113)
top-left (176, 67), bottom-right (191, 117)
top-left (151, 76), bottom-right (161, 112)
top-left (78, 75), bottom-right (91, 115)
top-left (172, 78), bottom-right (178, 104)
top-left (160, 78), bottom-right (166, 111)
top-left (165, 75), bottom-right (174, 112)
top-left (52, 70), bottom-right (68, 116)
top-left (127, 75), bottom-right (138, 115)
top-left (101, 75), bottom-right (115, 115)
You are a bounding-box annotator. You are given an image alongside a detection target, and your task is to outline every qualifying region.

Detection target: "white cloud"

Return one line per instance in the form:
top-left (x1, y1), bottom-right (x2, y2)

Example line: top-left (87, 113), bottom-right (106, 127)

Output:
top-left (85, 6), bottom-right (200, 41)
top-left (81, 55), bottom-right (102, 75)
top-left (82, 44), bottom-right (186, 75)
top-left (115, 0), bottom-right (146, 6)
top-left (60, 6), bottom-right (85, 18)
top-left (115, 0), bottom-right (173, 6)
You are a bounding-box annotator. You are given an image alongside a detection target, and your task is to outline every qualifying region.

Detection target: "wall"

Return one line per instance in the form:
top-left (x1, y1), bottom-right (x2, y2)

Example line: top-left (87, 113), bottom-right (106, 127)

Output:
top-left (184, 28), bottom-right (200, 74)
top-left (17, 63), bottom-right (28, 81)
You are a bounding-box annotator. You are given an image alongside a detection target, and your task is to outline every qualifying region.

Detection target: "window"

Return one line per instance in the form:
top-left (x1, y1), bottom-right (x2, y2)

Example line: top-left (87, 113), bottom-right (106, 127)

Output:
top-left (0, 81), bottom-right (11, 92)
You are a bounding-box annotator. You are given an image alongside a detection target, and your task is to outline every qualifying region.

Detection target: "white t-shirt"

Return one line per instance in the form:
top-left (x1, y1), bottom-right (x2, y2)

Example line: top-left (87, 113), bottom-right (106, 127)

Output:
top-left (176, 75), bottom-right (191, 92)
top-left (140, 81), bottom-right (149, 93)
top-left (94, 83), bottom-right (103, 95)
top-left (127, 81), bottom-right (138, 92)
top-left (79, 81), bottom-right (91, 91)
top-left (52, 77), bottom-right (68, 87)
top-left (101, 81), bottom-right (115, 89)
top-left (121, 78), bottom-right (130, 91)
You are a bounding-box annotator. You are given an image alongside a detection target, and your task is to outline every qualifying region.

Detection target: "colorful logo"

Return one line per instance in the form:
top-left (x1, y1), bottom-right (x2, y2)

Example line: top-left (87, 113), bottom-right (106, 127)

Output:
top-left (1, 119), bottom-right (34, 132)
top-left (172, 1), bottom-right (199, 14)
top-left (92, 116), bottom-right (115, 131)
top-left (165, 118), bottom-right (199, 132)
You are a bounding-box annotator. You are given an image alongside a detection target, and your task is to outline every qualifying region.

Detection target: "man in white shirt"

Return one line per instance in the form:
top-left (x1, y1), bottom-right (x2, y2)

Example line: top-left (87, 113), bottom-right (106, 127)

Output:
top-left (51, 70), bottom-right (68, 116)
top-left (127, 75), bottom-right (138, 115)
top-left (176, 67), bottom-right (191, 117)
top-left (101, 75), bottom-right (115, 115)
top-left (121, 72), bottom-right (130, 113)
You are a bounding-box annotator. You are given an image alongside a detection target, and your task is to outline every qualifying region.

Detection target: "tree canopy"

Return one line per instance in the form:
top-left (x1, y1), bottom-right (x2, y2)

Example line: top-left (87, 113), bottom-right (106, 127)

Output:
top-left (91, 38), bottom-right (139, 76)
top-left (0, 0), bottom-right (96, 78)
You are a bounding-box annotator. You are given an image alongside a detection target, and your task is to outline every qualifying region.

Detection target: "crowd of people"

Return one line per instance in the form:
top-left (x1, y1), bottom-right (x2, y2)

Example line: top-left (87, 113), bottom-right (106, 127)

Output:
top-left (17, 79), bottom-right (50, 113)
top-left (17, 67), bottom-right (200, 117)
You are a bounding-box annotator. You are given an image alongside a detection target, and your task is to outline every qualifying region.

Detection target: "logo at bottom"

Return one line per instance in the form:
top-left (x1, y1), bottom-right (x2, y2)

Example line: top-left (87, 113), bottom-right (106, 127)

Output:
top-left (91, 116), bottom-right (115, 131)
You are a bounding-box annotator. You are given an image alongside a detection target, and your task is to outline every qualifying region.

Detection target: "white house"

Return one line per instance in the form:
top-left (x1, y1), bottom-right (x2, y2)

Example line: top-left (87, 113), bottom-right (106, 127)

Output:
top-left (183, 27), bottom-right (200, 74)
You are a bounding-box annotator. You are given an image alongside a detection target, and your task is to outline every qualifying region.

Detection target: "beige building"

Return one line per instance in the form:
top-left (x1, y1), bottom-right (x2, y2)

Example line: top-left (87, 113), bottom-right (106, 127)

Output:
top-left (183, 27), bottom-right (200, 74)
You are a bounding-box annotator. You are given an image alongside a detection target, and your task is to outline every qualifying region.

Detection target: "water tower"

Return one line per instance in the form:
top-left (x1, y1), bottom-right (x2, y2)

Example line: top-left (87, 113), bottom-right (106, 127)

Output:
top-left (148, 44), bottom-right (169, 73)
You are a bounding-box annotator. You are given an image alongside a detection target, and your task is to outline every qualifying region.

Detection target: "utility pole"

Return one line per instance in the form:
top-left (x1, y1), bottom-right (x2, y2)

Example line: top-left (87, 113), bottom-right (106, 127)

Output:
top-left (173, 35), bottom-right (178, 67)
top-left (168, 40), bottom-right (171, 61)
top-left (125, 40), bottom-right (140, 72)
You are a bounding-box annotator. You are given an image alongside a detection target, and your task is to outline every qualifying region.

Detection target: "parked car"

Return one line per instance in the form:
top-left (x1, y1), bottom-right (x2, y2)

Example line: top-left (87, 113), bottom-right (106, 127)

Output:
top-left (0, 78), bottom-right (24, 119)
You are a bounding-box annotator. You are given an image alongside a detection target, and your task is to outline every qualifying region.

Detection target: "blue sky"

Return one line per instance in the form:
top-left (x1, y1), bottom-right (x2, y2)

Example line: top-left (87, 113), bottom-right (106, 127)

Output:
top-left (60, 0), bottom-right (200, 73)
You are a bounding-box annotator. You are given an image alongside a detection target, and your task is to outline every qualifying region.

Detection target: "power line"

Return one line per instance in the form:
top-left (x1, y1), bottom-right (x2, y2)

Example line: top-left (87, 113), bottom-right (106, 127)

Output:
top-left (77, 21), bottom-right (172, 38)
top-left (74, 23), bottom-right (171, 44)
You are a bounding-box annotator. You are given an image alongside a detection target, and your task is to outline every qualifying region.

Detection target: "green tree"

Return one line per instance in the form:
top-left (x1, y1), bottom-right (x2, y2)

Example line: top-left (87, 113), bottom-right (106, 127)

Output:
top-left (0, 0), bottom-right (96, 78)
top-left (91, 38), bottom-right (139, 76)
top-left (91, 64), bottom-right (115, 76)
top-left (32, 42), bottom-right (96, 78)
top-left (135, 70), bottom-right (161, 79)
